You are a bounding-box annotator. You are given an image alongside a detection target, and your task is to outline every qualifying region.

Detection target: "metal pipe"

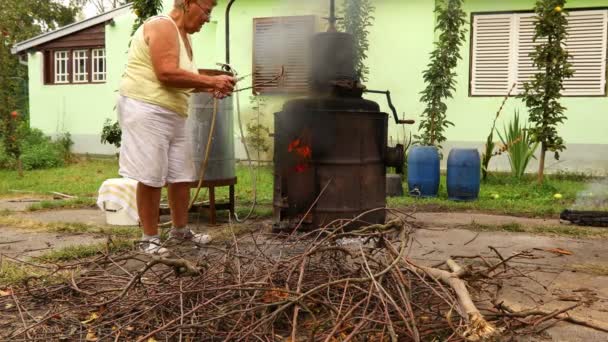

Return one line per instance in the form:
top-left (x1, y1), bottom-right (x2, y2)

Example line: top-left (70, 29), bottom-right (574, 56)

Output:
top-left (364, 89), bottom-right (415, 125)
top-left (328, 0), bottom-right (337, 31)
top-left (225, 0), bottom-right (236, 64)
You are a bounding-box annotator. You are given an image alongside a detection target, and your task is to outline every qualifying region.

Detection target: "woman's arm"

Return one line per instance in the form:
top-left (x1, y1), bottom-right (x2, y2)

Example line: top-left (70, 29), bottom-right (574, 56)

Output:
top-left (145, 19), bottom-right (234, 93)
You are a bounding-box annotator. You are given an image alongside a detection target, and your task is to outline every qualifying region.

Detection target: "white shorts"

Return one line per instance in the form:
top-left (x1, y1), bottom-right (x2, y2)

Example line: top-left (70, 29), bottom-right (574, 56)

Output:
top-left (117, 95), bottom-right (197, 188)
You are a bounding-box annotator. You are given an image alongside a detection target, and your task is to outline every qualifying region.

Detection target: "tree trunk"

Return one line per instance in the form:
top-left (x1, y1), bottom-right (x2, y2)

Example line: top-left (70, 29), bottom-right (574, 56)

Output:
top-left (16, 158), bottom-right (23, 178)
top-left (538, 143), bottom-right (546, 184)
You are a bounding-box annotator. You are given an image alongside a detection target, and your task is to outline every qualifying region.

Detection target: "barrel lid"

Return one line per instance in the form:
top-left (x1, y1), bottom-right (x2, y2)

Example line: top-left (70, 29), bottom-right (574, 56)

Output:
top-left (198, 69), bottom-right (234, 77)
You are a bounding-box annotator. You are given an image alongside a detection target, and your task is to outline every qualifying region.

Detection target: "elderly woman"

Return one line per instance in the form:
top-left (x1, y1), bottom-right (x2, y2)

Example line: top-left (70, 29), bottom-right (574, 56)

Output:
top-left (118, 0), bottom-right (235, 255)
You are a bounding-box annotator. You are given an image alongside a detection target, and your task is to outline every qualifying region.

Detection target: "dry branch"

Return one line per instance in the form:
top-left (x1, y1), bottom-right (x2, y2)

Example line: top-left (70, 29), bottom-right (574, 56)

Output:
top-left (0, 210), bottom-right (590, 341)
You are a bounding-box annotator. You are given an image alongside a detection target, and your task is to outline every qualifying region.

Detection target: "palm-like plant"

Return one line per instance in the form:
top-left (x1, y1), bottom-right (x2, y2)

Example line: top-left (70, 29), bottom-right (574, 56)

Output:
top-left (497, 111), bottom-right (539, 178)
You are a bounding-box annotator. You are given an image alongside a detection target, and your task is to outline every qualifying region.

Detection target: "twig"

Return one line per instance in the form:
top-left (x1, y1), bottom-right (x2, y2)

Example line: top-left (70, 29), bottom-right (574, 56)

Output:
top-left (494, 302), bottom-right (608, 333)
top-left (464, 232), bottom-right (480, 246)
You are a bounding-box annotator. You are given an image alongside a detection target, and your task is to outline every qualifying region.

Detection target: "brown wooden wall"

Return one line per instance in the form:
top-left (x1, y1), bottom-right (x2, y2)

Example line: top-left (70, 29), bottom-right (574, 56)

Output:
top-left (38, 23), bottom-right (105, 50)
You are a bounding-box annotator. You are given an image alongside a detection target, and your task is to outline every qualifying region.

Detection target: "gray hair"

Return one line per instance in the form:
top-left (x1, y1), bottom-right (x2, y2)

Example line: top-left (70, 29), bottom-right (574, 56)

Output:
top-left (174, 0), bottom-right (217, 8)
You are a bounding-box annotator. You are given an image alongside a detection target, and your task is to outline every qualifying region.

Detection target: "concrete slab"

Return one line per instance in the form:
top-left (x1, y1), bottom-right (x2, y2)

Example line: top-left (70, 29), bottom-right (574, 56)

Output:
top-left (16, 208), bottom-right (108, 226)
top-left (0, 227), bottom-right (105, 258)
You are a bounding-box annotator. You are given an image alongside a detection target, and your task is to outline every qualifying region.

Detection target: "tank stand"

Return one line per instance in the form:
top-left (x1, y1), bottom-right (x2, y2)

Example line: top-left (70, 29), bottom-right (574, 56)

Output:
top-left (188, 177), bottom-right (237, 225)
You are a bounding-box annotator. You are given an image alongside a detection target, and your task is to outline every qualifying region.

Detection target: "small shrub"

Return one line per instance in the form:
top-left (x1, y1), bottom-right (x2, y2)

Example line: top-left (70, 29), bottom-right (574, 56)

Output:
top-left (20, 126), bottom-right (48, 148)
top-left (0, 142), bottom-right (13, 169)
top-left (55, 132), bottom-right (74, 163)
top-left (101, 119), bottom-right (122, 148)
top-left (20, 143), bottom-right (64, 170)
top-left (497, 111), bottom-right (539, 178)
top-left (246, 96), bottom-right (271, 161)
top-left (245, 122), bottom-right (270, 157)
top-left (12, 127), bottom-right (66, 170)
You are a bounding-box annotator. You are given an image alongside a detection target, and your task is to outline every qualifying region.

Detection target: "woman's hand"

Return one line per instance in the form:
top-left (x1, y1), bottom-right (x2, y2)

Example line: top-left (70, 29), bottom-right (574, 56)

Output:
top-left (213, 75), bottom-right (236, 95)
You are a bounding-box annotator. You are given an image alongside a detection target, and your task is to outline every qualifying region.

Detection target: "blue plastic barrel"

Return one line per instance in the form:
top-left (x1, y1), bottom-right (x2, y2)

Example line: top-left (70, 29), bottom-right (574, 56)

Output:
top-left (447, 148), bottom-right (480, 201)
top-left (407, 146), bottom-right (440, 197)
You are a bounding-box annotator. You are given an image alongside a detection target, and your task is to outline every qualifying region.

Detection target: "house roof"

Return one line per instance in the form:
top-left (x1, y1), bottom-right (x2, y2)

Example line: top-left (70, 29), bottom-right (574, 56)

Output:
top-left (11, 3), bottom-right (133, 54)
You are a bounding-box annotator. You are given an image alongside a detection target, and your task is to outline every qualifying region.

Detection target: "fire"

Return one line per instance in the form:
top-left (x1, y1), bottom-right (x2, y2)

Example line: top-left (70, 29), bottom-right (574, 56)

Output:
top-left (288, 137), bottom-right (312, 173)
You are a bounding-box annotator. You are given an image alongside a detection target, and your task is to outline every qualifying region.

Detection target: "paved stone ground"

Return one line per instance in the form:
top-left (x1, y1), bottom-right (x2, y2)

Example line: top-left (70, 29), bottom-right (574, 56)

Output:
top-left (1, 206), bottom-right (607, 340)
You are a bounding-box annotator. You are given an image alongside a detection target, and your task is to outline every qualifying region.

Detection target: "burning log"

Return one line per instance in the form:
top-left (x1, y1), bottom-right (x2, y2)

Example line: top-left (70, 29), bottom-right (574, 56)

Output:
top-left (560, 209), bottom-right (608, 227)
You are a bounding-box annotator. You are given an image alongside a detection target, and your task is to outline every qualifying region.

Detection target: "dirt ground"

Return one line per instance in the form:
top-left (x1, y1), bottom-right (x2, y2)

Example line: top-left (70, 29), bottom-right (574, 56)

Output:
top-left (1, 202), bottom-right (607, 341)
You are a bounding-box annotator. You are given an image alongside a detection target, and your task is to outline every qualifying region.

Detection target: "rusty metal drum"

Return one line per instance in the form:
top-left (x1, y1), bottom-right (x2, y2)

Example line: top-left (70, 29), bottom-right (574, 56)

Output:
top-left (273, 97), bottom-right (388, 231)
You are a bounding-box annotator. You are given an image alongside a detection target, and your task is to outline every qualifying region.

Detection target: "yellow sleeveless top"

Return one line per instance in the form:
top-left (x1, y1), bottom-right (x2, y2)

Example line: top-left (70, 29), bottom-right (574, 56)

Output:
top-left (119, 15), bottom-right (197, 117)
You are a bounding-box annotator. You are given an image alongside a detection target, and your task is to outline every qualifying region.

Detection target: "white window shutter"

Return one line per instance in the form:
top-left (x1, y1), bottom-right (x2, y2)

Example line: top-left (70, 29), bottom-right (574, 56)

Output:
top-left (253, 16), bottom-right (315, 94)
top-left (471, 14), bottom-right (515, 96)
top-left (563, 10), bottom-right (608, 96)
top-left (515, 13), bottom-right (543, 94)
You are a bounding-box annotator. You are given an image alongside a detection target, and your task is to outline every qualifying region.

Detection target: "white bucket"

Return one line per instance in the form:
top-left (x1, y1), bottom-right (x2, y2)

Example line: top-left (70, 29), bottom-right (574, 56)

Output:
top-left (103, 201), bottom-right (139, 226)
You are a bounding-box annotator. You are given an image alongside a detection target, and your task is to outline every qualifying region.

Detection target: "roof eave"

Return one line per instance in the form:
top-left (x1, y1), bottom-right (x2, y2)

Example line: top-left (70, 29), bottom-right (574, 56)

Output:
top-left (11, 3), bottom-right (133, 55)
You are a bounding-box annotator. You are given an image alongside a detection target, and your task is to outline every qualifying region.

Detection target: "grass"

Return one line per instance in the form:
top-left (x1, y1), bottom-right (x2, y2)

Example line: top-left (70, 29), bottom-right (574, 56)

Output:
top-left (0, 158), bottom-right (275, 211)
top-left (0, 260), bottom-right (48, 286)
top-left (0, 215), bottom-right (140, 238)
top-left (34, 239), bottom-right (134, 263)
top-left (27, 197), bottom-right (97, 211)
top-left (0, 158), bottom-right (119, 198)
top-left (460, 221), bottom-right (608, 239)
top-left (0, 239), bottom-right (134, 286)
top-left (0, 158), bottom-right (603, 218)
top-left (389, 172), bottom-right (599, 218)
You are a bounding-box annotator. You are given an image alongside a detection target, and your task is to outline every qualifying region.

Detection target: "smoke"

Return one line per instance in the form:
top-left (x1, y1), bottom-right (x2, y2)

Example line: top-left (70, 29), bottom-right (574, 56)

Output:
top-left (572, 178), bottom-right (608, 210)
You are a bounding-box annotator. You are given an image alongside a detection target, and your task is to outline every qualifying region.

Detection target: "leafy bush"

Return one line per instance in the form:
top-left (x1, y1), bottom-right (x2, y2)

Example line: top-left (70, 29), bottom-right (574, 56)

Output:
top-left (0, 126), bottom-right (67, 171)
top-left (0, 141), bottom-right (13, 169)
top-left (497, 111), bottom-right (539, 178)
top-left (20, 142), bottom-right (64, 170)
top-left (101, 119), bottom-right (122, 148)
top-left (245, 122), bottom-right (270, 157)
top-left (55, 132), bottom-right (74, 162)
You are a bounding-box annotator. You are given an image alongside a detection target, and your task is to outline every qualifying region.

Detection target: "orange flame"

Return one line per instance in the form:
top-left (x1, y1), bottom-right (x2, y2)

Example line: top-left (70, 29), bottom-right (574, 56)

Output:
top-left (288, 139), bottom-right (301, 152)
top-left (288, 137), bottom-right (312, 173)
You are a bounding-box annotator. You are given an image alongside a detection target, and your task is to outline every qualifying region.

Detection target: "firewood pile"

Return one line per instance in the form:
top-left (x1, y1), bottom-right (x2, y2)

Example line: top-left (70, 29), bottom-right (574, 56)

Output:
top-left (1, 210), bottom-right (606, 341)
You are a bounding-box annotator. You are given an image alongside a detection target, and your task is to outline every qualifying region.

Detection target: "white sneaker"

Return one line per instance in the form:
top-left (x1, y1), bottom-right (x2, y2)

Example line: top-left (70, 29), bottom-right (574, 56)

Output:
top-left (169, 229), bottom-right (212, 245)
top-left (140, 237), bottom-right (170, 256)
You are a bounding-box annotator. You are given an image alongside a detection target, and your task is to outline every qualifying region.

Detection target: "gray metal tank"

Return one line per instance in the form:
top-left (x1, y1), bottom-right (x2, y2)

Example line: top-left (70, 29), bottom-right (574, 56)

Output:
top-left (187, 91), bottom-right (235, 182)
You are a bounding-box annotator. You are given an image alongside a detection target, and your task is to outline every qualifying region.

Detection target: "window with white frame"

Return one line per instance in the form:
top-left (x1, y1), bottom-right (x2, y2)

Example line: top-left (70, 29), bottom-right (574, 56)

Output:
top-left (92, 48), bottom-right (106, 82)
top-left (54, 51), bottom-right (69, 84)
top-left (470, 9), bottom-right (608, 96)
top-left (72, 50), bottom-right (89, 83)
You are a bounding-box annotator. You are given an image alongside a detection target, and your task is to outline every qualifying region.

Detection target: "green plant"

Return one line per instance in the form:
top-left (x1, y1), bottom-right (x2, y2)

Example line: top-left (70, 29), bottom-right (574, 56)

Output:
top-left (21, 143), bottom-right (65, 170)
top-left (338, 0), bottom-right (376, 82)
top-left (131, 0), bottom-right (164, 35)
top-left (17, 127), bottom-right (65, 170)
top-left (0, 111), bottom-right (25, 176)
top-left (416, 0), bottom-right (467, 148)
top-left (497, 111), bottom-right (539, 178)
top-left (0, 142), bottom-right (12, 169)
top-left (246, 96), bottom-right (271, 160)
top-left (101, 119), bottom-right (122, 148)
top-left (55, 132), bottom-right (74, 163)
top-left (481, 83), bottom-right (517, 181)
top-left (246, 123), bottom-right (271, 157)
top-left (521, 0), bottom-right (574, 184)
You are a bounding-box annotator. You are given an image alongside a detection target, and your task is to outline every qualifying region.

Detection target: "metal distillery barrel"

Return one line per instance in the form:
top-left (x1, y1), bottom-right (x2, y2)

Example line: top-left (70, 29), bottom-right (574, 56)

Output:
top-left (273, 97), bottom-right (387, 230)
top-left (407, 146), bottom-right (440, 197)
top-left (186, 91), bottom-right (235, 182)
top-left (447, 148), bottom-right (480, 201)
